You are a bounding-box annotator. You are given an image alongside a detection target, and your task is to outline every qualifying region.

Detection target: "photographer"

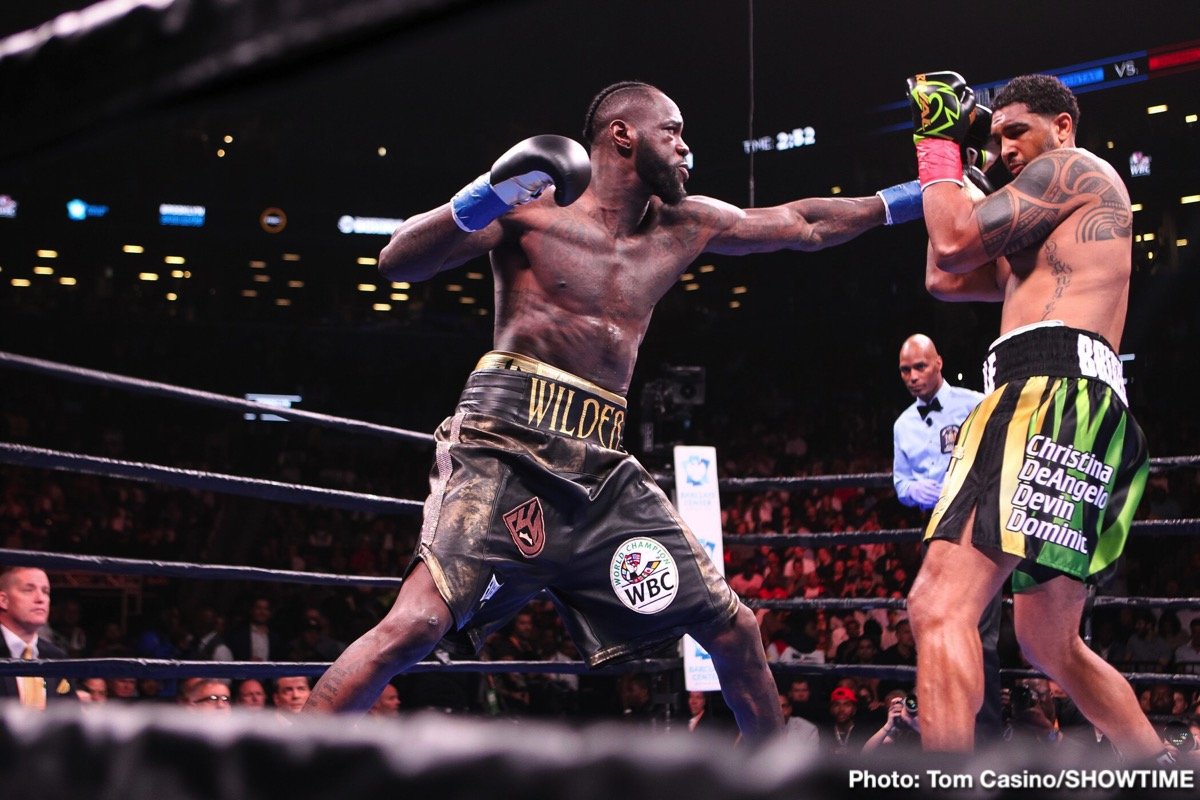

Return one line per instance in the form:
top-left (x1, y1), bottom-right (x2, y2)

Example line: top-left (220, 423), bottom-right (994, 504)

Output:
top-left (863, 689), bottom-right (921, 751)
top-left (1002, 678), bottom-right (1101, 754)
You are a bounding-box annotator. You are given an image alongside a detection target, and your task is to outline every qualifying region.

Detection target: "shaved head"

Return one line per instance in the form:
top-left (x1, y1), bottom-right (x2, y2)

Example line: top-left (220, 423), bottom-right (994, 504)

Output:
top-left (899, 334), bottom-right (939, 362)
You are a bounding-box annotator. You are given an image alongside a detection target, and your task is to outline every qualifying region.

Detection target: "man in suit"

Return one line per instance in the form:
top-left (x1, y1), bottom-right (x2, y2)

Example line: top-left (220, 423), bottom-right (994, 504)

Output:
top-left (227, 595), bottom-right (284, 663)
top-left (0, 566), bottom-right (75, 707)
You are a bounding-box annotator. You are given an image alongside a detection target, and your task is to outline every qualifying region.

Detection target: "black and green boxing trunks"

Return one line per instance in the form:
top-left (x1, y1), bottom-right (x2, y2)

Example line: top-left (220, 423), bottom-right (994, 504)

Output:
top-left (410, 351), bottom-right (738, 667)
top-left (925, 322), bottom-right (1149, 591)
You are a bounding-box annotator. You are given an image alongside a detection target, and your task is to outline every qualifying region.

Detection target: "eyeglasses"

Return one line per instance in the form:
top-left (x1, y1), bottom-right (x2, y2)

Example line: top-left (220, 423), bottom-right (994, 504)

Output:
top-left (191, 694), bottom-right (232, 705)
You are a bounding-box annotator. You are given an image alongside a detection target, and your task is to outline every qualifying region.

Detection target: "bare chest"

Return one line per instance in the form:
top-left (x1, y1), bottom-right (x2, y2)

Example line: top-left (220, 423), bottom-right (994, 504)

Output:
top-left (516, 215), bottom-right (699, 310)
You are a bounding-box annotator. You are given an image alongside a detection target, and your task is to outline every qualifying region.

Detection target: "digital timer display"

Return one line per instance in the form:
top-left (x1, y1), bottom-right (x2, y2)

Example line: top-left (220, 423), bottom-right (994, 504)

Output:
top-left (742, 126), bottom-right (816, 154)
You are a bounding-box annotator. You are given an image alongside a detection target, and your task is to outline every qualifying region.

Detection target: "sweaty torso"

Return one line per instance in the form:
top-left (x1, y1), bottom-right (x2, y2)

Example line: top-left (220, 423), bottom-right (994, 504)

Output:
top-left (490, 198), bottom-right (711, 395)
top-left (995, 148), bottom-right (1132, 350)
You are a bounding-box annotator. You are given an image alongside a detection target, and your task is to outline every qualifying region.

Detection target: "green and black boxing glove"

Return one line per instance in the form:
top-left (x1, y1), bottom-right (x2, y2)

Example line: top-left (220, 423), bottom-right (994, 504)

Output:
top-left (906, 70), bottom-right (978, 189)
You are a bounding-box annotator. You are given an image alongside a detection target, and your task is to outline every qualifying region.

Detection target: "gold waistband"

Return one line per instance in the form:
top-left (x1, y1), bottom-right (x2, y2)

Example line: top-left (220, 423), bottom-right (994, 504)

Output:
top-left (475, 351), bottom-right (627, 408)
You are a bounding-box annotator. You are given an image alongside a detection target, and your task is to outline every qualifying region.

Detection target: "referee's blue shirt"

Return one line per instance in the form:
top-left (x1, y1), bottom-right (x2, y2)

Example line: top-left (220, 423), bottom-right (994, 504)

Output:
top-left (893, 382), bottom-right (984, 509)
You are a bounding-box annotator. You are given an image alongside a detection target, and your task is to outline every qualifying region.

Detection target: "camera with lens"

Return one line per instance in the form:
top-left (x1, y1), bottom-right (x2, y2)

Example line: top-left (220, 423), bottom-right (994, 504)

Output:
top-left (1012, 684), bottom-right (1040, 712)
top-left (891, 692), bottom-right (918, 730)
top-left (1162, 721), bottom-right (1193, 751)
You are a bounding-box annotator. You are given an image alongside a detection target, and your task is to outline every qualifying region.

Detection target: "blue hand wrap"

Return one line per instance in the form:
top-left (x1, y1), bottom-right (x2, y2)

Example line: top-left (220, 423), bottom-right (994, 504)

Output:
top-left (450, 174), bottom-right (512, 232)
top-left (877, 180), bottom-right (923, 226)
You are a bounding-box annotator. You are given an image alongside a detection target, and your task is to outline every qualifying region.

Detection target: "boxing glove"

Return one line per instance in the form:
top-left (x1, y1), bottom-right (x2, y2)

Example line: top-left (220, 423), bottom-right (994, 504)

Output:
top-left (962, 103), bottom-right (996, 194)
top-left (450, 135), bottom-right (592, 232)
top-left (907, 71), bottom-right (977, 190)
top-left (908, 71), bottom-right (976, 143)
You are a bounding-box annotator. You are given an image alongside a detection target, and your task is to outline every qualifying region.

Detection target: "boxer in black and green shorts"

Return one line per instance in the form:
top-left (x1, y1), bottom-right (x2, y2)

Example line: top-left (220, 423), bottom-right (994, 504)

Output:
top-left (926, 322), bottom-right (1149, 591)
top-left (907, 72), bottom-right (1166, 759)
top-left (416, 352), bottom-right (739, 667)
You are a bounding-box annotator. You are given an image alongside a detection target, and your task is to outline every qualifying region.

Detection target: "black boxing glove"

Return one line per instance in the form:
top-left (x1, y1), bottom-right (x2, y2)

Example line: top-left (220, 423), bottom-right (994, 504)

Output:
top-left (451, 135), bottom-right (592, 232)
top-left (962, 103), bottom-right (997, 194)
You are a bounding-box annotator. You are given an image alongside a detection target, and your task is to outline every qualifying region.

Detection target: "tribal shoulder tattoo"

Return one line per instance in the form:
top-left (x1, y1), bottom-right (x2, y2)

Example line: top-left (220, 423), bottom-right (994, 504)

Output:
top-left (975, 150), bottom-right (1132, 259)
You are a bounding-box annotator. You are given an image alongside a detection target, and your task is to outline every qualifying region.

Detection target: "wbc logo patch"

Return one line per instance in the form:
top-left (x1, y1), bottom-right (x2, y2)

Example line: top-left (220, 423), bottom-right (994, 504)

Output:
top-left (940, 424), bottom-right (961, 454)
top-left (503, 496), bottom-right (546, 558)
top-left (610, 538), bottom-right (679, 614)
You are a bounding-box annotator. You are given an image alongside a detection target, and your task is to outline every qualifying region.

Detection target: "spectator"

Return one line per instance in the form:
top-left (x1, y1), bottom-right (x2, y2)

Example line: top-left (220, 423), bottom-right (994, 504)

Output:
top-left (1175, 619), bottom-right (1200, 668)
top-left (686, 691), bottom-right (714, 733)
top-left (863, 689), bottom-right (921, 751)
top-left (823, 686), bottom-right (869, 755)
top-left (0, 567), bottom-right (75, 708)
top-left (786, 678), bottom-right (824, 725)
top-left (179, 678), bottom-right (232, 713)
top-left (1122, 611), bottom-right (1172, 671)
top-left (779, 692), bottom-right (820, 755)
top-left (879, 619), bottom-right (917, 667)
top-left (137, 678), bottom-right (168, 703)
top-left (228, 596), bottom-right (283, 663)
top-left (686, 690), bottom-right (729, 734)
top-left (76, 677), bottom-right (108, 704)
top-left (272, 676), bottom-right (311, 718)
top-left (107, 677), bottom-right (139, 703)
top-left (1147, 683), bottom-right (1175, 717)
top-left (832, 615), bottom-right (864, 663)
top-left (369, 683), bottom-right (401, 717)
top-left (617, 673), bottom-right (663, 730)
top-left (235, 679), bottom-right (267, 709)
top-left (287, 610), bottom-right (346, 662)
top-left (1005, 679), bottom-right (1081, 752)
top-left (728, 559), bottom-right (765, 597)
top-left (186, 607), bottom-right (233, 662)
top-left (44, 597), bottom-right (87, 658)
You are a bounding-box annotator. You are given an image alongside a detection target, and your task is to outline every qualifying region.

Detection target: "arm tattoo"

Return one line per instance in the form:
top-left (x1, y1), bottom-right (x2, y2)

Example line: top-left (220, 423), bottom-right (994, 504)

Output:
top-left (975, 151), bottom-right (1130, 258)
top-left (313, 664), bottom-right (351, 705)
top-left (1040, 241), bottom-right (1073, 320)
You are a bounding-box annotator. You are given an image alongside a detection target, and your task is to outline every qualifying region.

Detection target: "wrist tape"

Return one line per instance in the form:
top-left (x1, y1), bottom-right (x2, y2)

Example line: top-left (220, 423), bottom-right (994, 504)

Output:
top-left (916, 138), bottom-right (964, 189)
top-left (450, 174), bottom-right (511, 232)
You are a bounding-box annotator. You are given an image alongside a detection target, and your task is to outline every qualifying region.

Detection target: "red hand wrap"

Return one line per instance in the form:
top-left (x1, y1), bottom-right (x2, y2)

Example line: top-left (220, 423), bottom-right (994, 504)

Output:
top-left (916, 138), bottom-right (964, 189)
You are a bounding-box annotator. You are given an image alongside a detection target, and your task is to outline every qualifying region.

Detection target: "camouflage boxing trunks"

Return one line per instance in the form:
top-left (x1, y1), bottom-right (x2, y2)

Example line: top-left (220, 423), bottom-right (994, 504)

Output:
top-left (410, 351), bottom-right (738, 666)
top-left (925, 322), bottom-right (1149, 591)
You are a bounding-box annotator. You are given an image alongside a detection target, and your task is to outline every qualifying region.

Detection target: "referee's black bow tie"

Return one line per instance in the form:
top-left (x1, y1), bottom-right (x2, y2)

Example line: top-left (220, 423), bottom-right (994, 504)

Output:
top-left (918, 398), bottom-right (942, 420)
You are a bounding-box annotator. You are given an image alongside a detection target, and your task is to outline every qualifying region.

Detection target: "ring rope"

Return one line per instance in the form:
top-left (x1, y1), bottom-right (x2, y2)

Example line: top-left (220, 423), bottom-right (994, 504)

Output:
top-left (0, 442), bottom-right (422, 516)
top-left (7, 547), bottom-right (1193, 615)
top-left (731, 518), bottom-right (1200, 548)
top-left (5, 349), bottom-right (1197, 490)
top-left (714, 454), bottom-right (1200, 492)
top-left (0, 350), bottom-right (433, 445)
top-left (0, 548), bottom-right (406, 589)
top-left (6, 657), bottom-right (1196, 687)
top-left (0, 657), bottom-right (682, 680)
top-left (744, 595), bottom-right (1200, 612)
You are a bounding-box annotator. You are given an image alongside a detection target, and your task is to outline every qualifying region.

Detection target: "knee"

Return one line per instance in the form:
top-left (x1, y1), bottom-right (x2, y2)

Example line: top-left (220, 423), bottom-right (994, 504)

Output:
top-left (1015, 630), bottom-right (1076, 672)
top-left (698, 603), bottom-right (763, 661)
top-left (370, 603), bottom-right (452, 662)
top-left (905, 579), bottom-right (940, 639)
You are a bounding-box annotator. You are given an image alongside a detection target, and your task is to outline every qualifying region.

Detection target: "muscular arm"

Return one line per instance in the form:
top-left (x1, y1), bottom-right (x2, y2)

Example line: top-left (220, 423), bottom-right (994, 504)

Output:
top-left (924, 241), bottom-right (1007, 302)
top-left (924, 149), bottom-right (1126, 272)
top-left (378, 204), bottom-right (505, 282)
top-left (701, 195), bottom-right (886, 255)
